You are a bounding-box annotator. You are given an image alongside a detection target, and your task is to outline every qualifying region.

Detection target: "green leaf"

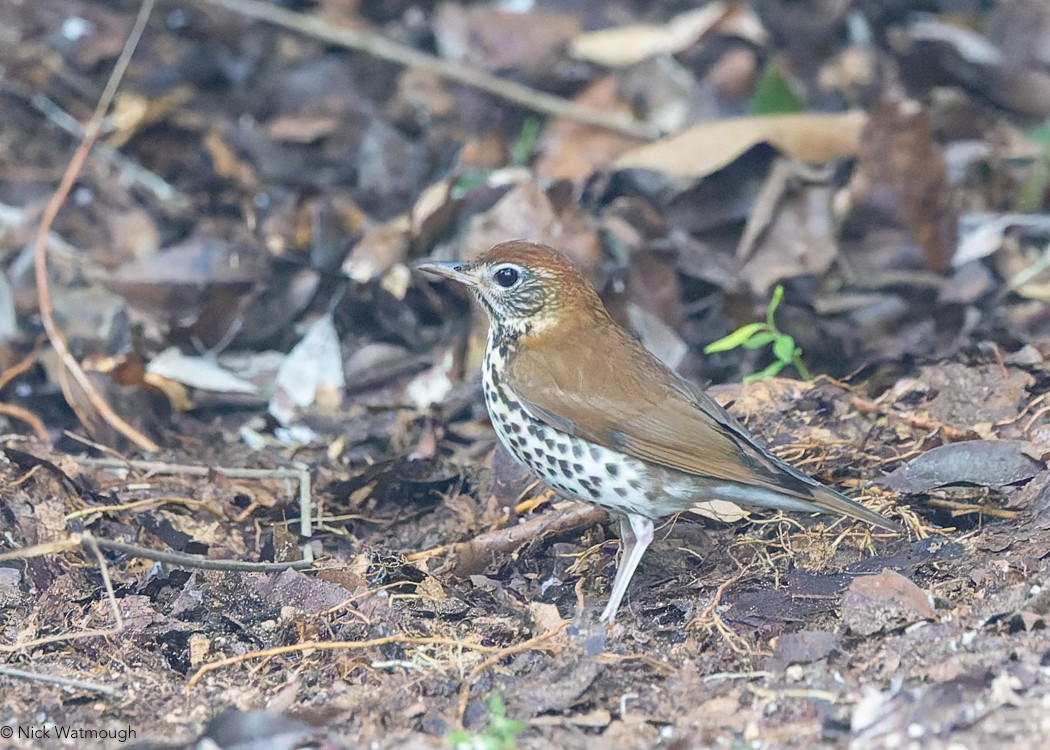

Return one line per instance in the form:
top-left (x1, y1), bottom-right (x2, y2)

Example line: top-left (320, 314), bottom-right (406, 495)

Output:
top-left (772, 334), bottom-right (798, 363)
top-left (744, 359), bottom-right (787, 383)
top-left (511, 117), bottom-right (542, 166)
top-left (749, 60), bottom-right (805, 115)
top-left (1029, 117), bottom-right (1050, 144)
top-left (452, 170), bottom-right (488, 197)
top-left (703, 323), bottom-right (768, 353)
top-left (766, 284), bottom-right (785, 328)
top-left (740, 331), bottom-right (776, 350)
top-left (1015, 147), bottom-right (1050, 213)
top-left (792, 351), bottom-right (811, 380)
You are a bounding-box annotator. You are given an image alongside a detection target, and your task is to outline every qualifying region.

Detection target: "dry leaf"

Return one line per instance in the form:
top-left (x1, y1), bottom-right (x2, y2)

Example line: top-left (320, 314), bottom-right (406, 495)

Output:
top-left (614, 111), bottom-right (867, 187)
top-left (570, 3), bottom-right (733, 68)
top-left (848, 100), bottom-right (958, 272)
top-left (535, 76), bottom-right (645, 183)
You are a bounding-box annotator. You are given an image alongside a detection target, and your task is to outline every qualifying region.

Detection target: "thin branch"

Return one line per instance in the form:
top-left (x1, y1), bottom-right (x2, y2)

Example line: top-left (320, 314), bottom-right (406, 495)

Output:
top-left (195, 0), bottom-right (657, 140)
top-left (456, 622), bottom-right (569, 723)
top-left (0, 404), bottom-right (48, 441)
top-left (32, 0), bottom-right (160, 453)
top-left (0, 667), bottom-right (122, 697)
top-left (30, 94), bottom-right (189, 212)
top-left (0, 531), bottom-right (313, 573)
top-left (185, 635), bottom-right (503, 690)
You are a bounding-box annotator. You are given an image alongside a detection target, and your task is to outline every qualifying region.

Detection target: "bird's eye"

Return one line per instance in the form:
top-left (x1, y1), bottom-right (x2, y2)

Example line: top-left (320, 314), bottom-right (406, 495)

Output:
top-left (493, 267), bottom-right (520, 288)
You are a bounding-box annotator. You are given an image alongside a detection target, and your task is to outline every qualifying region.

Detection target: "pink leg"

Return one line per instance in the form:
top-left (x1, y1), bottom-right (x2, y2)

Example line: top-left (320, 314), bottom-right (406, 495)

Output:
top-left (600, 514), bottom-right (655, 623)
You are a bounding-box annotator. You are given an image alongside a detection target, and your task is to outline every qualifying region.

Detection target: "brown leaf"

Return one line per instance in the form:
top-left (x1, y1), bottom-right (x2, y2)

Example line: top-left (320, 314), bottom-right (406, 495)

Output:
top-left (848, 100), bottom-right (958, 272)
top-left (842, 569), bottom-right (934, 635)
top-left (569, 3), bottom-right (757, 68)
top-left (615, 111), bottom-right (867, 187)
top-left (534, 77), bottom-right (645, 184)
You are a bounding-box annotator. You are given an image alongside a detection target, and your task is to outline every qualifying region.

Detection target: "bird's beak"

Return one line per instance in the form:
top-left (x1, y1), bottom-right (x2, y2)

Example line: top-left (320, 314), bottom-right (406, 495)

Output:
top-left (415, 260), bottom-right (478, 288)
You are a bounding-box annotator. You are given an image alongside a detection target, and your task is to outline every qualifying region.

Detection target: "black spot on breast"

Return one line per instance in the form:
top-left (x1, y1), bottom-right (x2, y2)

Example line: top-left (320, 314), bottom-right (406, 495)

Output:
top-left (605, 463), bottom-right (620, 478)
top-left (543, 438), bottom-right (555, 450)
top-left (572, 463), bottom-right (584, 473)
top-left (545, 453), bottom-right (557, 466)
top-left (588, 475), bottom-right (602, 487)
top-left (558, 459), bottom-right (570, 473)
top-left (526, 423), bottom-right (541, 437)
top-left (628, 477), bottom-right (643, 491)
top-left (571, 444), bottom-right (584, 460)
top-left (556, 443), bottom-right (568, 455)
top-left (614, 486), bottom-right (629, 497)
top-left (505, 399), bottom-right (521, 410)
top-left (588, 444), bottom-right (602, 460)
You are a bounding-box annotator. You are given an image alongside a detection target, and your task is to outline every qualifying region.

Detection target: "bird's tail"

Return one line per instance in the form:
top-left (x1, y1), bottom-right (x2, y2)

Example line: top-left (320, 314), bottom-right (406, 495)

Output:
top-left (689, 474), bottom-right (901, 533)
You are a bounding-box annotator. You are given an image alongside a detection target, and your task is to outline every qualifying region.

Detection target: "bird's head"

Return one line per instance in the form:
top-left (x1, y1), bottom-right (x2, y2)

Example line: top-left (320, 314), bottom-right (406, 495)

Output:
top-left (417, 241), bottom-right (603, 335)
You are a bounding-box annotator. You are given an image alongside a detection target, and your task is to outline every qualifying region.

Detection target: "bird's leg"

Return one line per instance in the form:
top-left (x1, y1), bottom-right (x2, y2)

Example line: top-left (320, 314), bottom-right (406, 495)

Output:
top-left (600, 514), bottom-right (655, 623)
top-left (615, 514), bottom-right (636, 563)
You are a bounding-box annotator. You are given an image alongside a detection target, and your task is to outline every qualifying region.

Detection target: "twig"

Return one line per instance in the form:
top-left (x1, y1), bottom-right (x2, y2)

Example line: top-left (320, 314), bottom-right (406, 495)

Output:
top-left (849, 395), bottom-right (973, 443)
top-left (30, 94), bottom-right (189, 212)
top-left (0, 667), bottom-right (121, 697)
top-left (748, 685), bottom-right (848, 704)
top-left (0, 335), bottom-right (44, 392)
top-left (0, 531), bottom-right (314, 572)
top-left (455, 621), bottom-right (569, 723)
top-left (186, 635), bottom-right (504, 690)
top-left (33, 0), bottom-right (160, 453)
top-left (405, 503), bottom-right (606, 572)
top-left (84, 534), bottom-right (123, 635)
top-left (74, 456), bottom-right (303, 480)
top-left (687, 560), bottom-right (755, 655)
top-left (75, 456), bottom-right (316, 560)
top-left (195, 0), bottom-right (657, 140)
top-left (703, 670), bottom-right (774, 682)
top-left (65, 495), bottom-right (209, 521)
top-left (0, 201), bottom-right (80, 260)
top-left (0, 336), bottom-right (49, 439)
top-left (0, 404), bottom-right (48, 441)
top-left (925, 498), bottom-right (1018, 520)
top-left (0, 532), bottom-right (126, 653)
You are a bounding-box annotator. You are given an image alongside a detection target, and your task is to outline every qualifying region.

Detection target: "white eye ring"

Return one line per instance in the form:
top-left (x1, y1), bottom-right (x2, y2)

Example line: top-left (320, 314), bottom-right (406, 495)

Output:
top-left (493, 266), bottom-right (520, 288)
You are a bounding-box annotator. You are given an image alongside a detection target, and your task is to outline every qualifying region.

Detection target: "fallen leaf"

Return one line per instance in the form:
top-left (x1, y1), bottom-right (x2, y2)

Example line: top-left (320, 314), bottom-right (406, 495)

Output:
top-left (570, 3), bottom-right (739, 68)
top-left (880, 440), bottom-right (1043, 493)
top-left (847, 100), bottom-right (958, 272)
top-left (614, 111), bottom-right (867, 188)
top-left (841, 569), bottom-right (934, 635)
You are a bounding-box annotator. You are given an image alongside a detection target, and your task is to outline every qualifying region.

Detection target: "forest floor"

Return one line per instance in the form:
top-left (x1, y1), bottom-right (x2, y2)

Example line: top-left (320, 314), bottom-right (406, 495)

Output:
top-left (1, 1), bottom-right (1050, 748)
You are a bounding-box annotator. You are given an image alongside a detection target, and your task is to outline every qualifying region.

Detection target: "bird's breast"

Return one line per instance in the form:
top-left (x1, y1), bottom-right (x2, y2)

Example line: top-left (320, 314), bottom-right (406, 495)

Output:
top-left (482, 337), bottom-right (657, 519)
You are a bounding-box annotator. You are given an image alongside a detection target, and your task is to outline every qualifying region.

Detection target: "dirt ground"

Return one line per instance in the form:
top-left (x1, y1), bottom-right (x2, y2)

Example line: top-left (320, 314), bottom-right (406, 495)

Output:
top-left (2, 1), bottom-right (1050, 749)
top-left (3, 371), bottom-right (1049, 749)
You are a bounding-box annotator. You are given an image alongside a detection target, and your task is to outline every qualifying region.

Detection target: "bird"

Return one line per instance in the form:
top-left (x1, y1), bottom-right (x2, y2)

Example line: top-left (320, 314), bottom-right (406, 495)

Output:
top-left (418, 241), bottom-right (899, 624)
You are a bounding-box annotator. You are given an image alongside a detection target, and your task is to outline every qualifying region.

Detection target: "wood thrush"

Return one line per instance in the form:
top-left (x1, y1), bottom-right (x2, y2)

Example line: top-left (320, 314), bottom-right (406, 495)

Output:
top-left (419, 241), bottom-right (899, 623)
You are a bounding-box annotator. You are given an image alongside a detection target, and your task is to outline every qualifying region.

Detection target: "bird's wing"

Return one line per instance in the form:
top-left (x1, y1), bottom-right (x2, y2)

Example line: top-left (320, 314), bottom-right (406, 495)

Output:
top-left (506, 316), bottom-right (897, 530)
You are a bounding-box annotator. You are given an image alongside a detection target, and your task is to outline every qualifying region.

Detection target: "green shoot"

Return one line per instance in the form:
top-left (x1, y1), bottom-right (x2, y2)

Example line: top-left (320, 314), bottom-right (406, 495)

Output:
top-left (511, 117), bottom-right (541, 166)
top-left (703, 285), bottom-right (811, 383)
top-left (447, 694), bottom-right (525, 750)
top-left (453, 118), bottom-right (542, 197)
top-left (749, 59), bottom-right (805, 115)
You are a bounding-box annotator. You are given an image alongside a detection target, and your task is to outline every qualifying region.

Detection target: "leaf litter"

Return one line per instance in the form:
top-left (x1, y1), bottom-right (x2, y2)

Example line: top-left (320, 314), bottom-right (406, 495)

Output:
top-left (1, 1), bottom-right (1050, 748)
